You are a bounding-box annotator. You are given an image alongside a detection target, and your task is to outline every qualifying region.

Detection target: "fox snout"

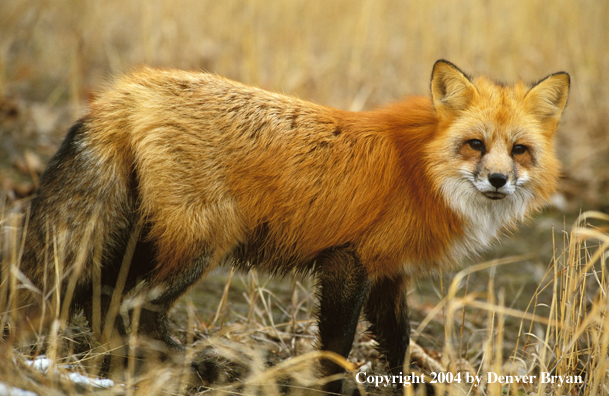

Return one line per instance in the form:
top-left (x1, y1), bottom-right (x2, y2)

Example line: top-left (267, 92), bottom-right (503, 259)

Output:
top-left (488, 172), bottom-right (508, 189)
top-left (470, 165), bottom-right (517, 200)
top-left (481, 172), bottom-right (511, 200)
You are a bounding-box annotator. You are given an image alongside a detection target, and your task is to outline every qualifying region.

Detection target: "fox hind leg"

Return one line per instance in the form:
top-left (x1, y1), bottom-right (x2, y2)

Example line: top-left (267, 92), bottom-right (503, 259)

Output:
top-left (135, 252), bottom-right (211, 351)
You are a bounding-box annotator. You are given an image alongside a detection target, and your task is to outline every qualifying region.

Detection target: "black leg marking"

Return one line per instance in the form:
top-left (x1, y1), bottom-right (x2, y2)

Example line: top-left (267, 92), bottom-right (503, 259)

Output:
top-left (135, 253), bottom-right (211, 350)
top-left (364, 274), bottom-right (410, 379)
top-left (137, 308), bottom-right (183, 351)
top-left (316, 247), bottom-right (370, 394)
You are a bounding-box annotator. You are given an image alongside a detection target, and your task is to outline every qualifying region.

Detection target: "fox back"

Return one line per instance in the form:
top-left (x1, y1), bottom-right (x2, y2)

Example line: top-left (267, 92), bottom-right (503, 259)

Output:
top-left (12, 60), bottom-right (569, 393)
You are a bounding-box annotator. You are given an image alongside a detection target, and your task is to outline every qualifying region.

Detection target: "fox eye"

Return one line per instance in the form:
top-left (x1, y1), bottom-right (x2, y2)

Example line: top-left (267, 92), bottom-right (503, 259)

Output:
top-left (467, 139), bottom-right (485, 152)
top-left (512, 144), bottom-right (528, 155)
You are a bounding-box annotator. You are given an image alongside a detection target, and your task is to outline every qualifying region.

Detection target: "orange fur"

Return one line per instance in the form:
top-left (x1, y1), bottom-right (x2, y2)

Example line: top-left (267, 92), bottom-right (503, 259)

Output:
top-left (22, 61), bottom-right (570, 289)
top-left (16, 60), bottom-right (570, 392)
top-left (87, 71), bottom-right (468, 281)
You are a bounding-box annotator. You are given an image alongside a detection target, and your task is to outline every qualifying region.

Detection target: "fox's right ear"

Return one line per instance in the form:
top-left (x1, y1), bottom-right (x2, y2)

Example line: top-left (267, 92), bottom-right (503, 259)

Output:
top-left (525, 72), bottom-right (570, 123)
top-left (430, 60), bottom-right (477, 120)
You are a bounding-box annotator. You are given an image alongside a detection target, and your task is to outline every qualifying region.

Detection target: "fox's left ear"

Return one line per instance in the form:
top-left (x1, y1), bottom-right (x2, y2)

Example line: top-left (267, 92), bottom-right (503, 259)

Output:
top-left (525, 72), bottom-right (570, 122)
top-left (430, 60), bottom-right (477, 120)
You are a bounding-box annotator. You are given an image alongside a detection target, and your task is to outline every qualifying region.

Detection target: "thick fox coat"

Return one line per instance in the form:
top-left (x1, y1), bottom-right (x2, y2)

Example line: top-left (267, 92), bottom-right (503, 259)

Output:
top-left (13, 60), bottom-right (569, 393)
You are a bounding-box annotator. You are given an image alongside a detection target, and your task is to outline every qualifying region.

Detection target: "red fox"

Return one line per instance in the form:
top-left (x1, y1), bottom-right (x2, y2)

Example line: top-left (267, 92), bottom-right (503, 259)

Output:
top-left (12, 60), bottom-right (569, 393)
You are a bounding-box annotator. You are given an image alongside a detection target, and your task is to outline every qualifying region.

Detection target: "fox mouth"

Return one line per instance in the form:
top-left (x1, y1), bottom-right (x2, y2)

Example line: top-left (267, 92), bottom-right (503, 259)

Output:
top-left (482, 191), bottom-right (507, 200)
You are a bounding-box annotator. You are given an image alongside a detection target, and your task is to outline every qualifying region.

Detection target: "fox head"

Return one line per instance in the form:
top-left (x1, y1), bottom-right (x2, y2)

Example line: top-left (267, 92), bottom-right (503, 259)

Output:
top-left (426, 60), bottom-right (570, 230)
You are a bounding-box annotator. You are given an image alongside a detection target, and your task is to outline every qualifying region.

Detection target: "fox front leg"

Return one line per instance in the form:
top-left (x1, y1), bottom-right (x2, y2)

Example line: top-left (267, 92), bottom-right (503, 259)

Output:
top-left (364, 274), bottom-right (411, 378)
top-left (316, 247), bottom-right (370, 394)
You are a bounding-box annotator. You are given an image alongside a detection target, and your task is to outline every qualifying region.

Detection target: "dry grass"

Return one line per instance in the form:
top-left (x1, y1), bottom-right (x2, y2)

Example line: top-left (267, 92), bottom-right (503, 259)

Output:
top-left (1, 1), bottom-right (609, 395)
top-left (437, 211), bottom-right (609, 395)
top-left (1, 204), bottom-right (609, 395)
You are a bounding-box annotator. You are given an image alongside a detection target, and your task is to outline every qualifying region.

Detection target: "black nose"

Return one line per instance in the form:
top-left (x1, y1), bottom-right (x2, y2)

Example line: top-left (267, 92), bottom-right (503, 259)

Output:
top-left (488, 173), bottom-right (508, 188)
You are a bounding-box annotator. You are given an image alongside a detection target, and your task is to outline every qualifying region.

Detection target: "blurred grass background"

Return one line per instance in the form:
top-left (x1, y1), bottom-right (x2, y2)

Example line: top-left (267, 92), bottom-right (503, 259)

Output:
top-left (1, 0), bottom-right (608, 207)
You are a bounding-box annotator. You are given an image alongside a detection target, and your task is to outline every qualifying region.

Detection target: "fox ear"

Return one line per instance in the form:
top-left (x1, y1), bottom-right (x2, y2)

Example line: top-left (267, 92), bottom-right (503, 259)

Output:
top-left (430, 60), bottom-right (477, 119)
top-left (525, 72), bottom-right (570, 122)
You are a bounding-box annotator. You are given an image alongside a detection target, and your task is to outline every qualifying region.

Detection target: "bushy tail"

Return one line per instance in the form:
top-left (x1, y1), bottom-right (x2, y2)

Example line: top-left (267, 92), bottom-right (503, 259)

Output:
top-left (10, 118), bottom-right (136, 329)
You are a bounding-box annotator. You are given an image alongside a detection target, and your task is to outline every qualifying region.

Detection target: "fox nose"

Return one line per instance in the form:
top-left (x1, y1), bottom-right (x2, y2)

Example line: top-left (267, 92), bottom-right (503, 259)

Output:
top-left (488, 173), bottom-right (508, 189)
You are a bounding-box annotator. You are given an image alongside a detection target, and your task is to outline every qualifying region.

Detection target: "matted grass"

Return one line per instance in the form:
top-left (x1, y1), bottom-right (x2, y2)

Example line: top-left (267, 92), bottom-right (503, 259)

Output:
top-left (1, 204), bottom-right (608, 395)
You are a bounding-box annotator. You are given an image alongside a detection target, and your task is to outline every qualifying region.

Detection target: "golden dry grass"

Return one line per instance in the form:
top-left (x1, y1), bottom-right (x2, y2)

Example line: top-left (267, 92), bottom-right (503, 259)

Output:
top-left (1, 206), bottom-right (608, 395)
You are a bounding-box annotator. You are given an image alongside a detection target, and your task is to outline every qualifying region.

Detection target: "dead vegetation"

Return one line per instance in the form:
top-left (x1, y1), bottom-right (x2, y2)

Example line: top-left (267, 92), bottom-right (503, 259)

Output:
top-left (1, 205), bottom-right (608, 395)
